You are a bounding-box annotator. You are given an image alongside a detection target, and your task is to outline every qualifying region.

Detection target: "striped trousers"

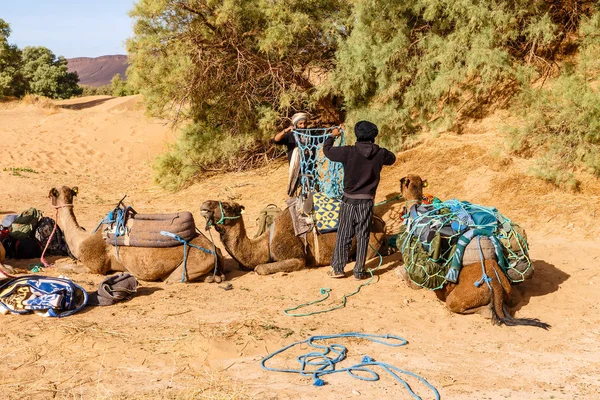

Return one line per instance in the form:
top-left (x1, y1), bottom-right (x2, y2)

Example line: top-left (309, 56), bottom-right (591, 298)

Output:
top-left (331, 198), bottom-right (373, 276)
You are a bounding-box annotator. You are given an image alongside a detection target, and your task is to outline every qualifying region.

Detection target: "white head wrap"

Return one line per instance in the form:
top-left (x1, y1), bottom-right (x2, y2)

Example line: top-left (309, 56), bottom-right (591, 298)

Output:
top-left (291, 112), bottom-right (308, 127)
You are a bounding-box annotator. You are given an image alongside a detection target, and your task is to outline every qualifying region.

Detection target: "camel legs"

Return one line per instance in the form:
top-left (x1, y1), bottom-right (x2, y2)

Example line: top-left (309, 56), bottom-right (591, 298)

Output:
top-left (164, 261), bottom-right (225, 283)
top-left (442, 262), bottom-right (496, 315)
top-left (442, 261), bottom-right (512, 317)
top-left (255, 258), bottom-right (306, 275)
top-left (445, 282), bottom-right (493, 314)
top-left (366, 216), bottom-right (386, 259)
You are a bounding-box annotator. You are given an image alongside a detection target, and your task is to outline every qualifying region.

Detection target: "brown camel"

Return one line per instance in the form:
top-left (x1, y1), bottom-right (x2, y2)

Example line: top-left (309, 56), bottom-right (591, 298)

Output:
top-left (49, 186), bottom-right (225, 283)
top-left (0, 242), bottom-right (10, 275)
top-left (399, 174), bottom-right (549, 329)
top-left (199, 200), bottom-right (386, 275)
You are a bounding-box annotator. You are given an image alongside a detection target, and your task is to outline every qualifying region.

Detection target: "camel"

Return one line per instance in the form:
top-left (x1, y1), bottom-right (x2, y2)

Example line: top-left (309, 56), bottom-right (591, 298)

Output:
top-left (49, 186), bottom-right (225, 283)
top-left (0, 236), bottom-right (18, 276)
top-left (199, 200), bottom-right (386, 275)
top-left (398, 174), bottom-right (549, 329)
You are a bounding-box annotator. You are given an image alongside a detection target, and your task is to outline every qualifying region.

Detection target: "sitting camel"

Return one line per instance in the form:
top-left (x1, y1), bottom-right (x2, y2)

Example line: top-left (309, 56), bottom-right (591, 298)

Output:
top-left (398, 174), bottom-right (549, 329)
top-left (49, 186), bottom-right (225, 282)
top-left (0, 242), bottom-right (9, 275)
top-left (200, 200), bottom-right (386, 275)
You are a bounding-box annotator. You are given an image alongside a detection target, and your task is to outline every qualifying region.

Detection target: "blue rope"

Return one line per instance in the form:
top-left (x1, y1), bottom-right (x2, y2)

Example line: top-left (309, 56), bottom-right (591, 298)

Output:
top-left (260, 333), bottom-right (440, 400)
top-left (283, 246), bottom-right (383, 317)
top-left (215, 201), bottom-right (242, 225)
top-left (160, 231), bottom-right (215, 283)
top-left (474, 237), bottom-right (493, 289)
top-left (93, 204), bottom-right (132, 260)
top-left (401, 198), bottom-right (531, 289)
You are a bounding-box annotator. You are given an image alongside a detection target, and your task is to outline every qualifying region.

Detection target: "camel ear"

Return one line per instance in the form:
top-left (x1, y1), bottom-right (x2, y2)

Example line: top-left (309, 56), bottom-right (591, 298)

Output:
top-left (71, 186), bottom-right (79, 196)
top-left (48, 188), bottom-right (59, 198)
top-left (422, 180), bottom-right (428, 188)
top-left (400, 177), bottom-right (408, 188)
top-left (237, 205), bottom-right (245, 215)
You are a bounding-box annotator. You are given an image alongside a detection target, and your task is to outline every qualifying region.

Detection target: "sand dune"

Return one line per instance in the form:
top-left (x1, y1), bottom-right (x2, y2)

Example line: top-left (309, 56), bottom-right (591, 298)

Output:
top-left (0, 96), bottom-right (599, 399)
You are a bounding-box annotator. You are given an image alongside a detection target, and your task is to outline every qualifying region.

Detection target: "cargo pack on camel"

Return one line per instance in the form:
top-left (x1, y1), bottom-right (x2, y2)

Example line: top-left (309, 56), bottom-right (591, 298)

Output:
top-left (96, 198), bottom-right (196, 248)
top-left (399, 199), bottom-right (532, 290)
top-left (397, 174), bottom-right (549, 329)
top-left (49, 186), bottom-right (225, 283)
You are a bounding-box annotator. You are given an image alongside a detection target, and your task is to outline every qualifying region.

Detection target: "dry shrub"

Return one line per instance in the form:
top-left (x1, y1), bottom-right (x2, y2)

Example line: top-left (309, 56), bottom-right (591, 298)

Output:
top-left (20, 94), bottom-right (59, 114)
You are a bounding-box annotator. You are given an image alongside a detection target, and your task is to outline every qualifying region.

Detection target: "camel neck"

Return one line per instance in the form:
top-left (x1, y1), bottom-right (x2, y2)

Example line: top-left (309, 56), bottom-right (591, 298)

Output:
top-left (57, 205), bottom-right (89, 258)
top-left (219, 218), bottom-right (269, 268)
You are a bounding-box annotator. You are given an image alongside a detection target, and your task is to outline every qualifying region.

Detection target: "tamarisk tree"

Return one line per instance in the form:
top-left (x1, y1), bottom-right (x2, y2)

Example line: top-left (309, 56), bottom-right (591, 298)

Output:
top-left (127, 0), bottom-right (351, 188)
top-left (128, 0), bottom-right (350, 129)
top-left (327, 0), bottom-right (595, 148)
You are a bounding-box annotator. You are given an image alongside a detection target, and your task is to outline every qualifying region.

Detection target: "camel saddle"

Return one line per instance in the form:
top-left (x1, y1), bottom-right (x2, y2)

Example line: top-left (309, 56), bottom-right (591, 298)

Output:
top-left (102, 208), bottom-right (197, 248)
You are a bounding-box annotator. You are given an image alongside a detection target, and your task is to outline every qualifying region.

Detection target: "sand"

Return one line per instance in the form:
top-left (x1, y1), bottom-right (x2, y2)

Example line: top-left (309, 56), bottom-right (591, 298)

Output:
top-left (0, 95), bottom-right (599, 399)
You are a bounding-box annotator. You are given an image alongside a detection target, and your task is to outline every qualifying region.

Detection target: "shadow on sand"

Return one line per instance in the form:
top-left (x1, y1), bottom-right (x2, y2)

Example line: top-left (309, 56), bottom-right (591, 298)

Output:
top-left (367, 251), bottom-right (402, 277)
top-left (77, 286), bottom-right (164, 314)
top-left (511, 259), bottom-right (570, 312)
top-left (58, 97), bottom-right (113, 110)
top-left (220, 256), bottom-right (254, 281)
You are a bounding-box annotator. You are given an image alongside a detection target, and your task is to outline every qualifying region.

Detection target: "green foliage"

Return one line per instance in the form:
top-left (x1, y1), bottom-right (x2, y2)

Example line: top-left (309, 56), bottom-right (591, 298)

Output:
top-left (325, 0), bottom-right (594, 150)
top-left (128, 0), bottom-right (349, 124)
top-left (80, 84), bottom-right (112, 96)
top-left (127, 1), bottom-right (599, 189)
top-left (0, 19), bottom-right (82, 99)
top-left (153, 121), bottom-right (268, 190)
top-left (127, 0), bottom-right (351, 187)
top-left (508, 11), bottom-right (600, 189)
top-left (0, 19), bottom-right (25, 98)
top-left (21, 46), bottom-right (82, 99)
top-left (110, 73), bottom-right (135, 97)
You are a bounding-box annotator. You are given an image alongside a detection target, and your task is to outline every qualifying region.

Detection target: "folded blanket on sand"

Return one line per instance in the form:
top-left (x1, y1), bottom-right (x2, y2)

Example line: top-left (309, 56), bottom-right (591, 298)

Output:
top-left (87, 273), bottom-right (138, 306)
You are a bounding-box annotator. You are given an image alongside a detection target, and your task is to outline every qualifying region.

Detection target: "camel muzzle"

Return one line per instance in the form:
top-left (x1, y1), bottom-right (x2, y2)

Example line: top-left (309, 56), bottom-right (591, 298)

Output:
top-left (200, 209), bottom-right (215, 230)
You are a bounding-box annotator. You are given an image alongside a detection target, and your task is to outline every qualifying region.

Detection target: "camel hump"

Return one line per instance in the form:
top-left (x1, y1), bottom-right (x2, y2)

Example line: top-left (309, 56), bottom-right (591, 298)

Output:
top-left (462, 237), bottom-right (496, 265)
top-left (104, 211), bottom-right (197, 248)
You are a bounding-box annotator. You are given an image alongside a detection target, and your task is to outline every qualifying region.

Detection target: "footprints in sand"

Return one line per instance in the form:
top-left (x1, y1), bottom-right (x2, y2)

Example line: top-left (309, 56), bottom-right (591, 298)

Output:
top-left (4, 98), bottom-right (168, 185)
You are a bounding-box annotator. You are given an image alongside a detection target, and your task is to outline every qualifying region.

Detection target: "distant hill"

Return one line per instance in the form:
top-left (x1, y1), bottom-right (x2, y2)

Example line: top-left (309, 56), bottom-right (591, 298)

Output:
top-left (67, 55), bottom-right (128, 87)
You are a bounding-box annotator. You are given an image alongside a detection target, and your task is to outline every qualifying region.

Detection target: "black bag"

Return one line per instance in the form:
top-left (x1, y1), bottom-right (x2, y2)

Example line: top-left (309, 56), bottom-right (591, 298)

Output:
top-left (15, 237), bottom-right (43, 259)
top-left (35, 217), bottom-right (71, 256)
top-left (2, 236), bottom-right (17, 259)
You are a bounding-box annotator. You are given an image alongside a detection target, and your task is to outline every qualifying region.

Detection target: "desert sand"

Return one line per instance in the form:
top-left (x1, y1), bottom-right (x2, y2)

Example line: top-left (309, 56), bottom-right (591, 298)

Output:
top-left (0, 95), bottom-right (599, 399)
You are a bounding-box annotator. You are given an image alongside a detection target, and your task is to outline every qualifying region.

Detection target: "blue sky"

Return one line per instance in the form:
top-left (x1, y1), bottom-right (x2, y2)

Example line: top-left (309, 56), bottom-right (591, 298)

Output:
top-left (1, 0), bottom-right (135, 58)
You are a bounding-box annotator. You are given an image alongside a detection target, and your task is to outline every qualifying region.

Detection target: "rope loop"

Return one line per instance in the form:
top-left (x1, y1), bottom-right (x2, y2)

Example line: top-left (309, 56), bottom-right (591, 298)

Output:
top-left (260, 332), bottom-right (440, 400)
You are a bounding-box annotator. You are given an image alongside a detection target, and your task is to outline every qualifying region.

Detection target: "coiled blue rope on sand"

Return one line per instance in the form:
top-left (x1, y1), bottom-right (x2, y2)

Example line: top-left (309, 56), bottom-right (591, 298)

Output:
top-left (260, 333), bottom-right (440, 399)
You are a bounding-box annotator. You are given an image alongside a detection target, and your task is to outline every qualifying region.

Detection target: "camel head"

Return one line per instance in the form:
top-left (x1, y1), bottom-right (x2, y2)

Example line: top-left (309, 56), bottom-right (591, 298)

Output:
top-left (49, 186), bottom-right (78, 207)
top-left (200, 200), bottom-right (245, 232)
top-left (400, 175), bottom-right (428, 204)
